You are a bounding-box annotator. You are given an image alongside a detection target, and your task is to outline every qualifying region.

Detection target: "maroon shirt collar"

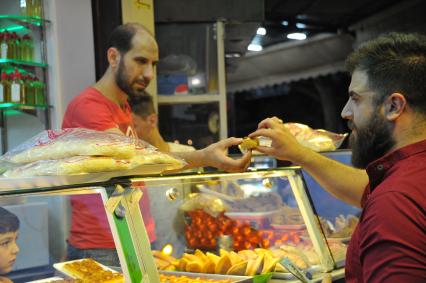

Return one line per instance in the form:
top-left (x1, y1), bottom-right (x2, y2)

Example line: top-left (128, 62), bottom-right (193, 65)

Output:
top-left (365, 139), bottom-right (426, 194)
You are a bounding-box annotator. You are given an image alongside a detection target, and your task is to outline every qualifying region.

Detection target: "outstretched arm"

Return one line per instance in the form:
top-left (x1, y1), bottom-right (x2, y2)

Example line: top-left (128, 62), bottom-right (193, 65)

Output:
top-left (250, 117), bottom-right (367, 207)
top-left (174, 137), bottom-right (252, 173)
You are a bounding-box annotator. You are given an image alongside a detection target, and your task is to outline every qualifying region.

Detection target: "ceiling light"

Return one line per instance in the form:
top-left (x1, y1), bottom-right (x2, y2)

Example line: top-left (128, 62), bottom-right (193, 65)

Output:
top-left (191, 78), bottom-right (201, 86)
top-left (256, 27), bottom-right (266, 35)
top-left (281, 20), bottom-right (289, 26)
top-left (296, 23), bottom-right (306, 29)
top-left (287, 33), bottom-right (307, 40)
top-left (247, 43), bottom-right (263, 52)
top-left (225, 53), bottom-right (241, 58)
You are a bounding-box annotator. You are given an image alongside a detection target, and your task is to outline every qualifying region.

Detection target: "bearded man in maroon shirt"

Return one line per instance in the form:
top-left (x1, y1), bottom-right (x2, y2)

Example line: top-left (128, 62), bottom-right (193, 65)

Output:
top-left (250, 33), bottom-right (426, 282)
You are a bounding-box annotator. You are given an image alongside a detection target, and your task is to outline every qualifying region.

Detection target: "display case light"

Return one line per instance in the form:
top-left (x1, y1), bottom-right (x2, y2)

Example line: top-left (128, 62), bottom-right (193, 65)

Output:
top-left (247, 43), bottom-right (262, 52)
top-left (256, 27), bottom-right (266, 35)
top-left (287, 33), bottom-right (307, 40)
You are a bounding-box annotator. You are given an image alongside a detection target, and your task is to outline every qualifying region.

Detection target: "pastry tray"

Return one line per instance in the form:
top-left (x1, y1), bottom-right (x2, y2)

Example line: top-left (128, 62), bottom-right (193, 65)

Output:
top-left (160, 270), bottom-right (252, 282)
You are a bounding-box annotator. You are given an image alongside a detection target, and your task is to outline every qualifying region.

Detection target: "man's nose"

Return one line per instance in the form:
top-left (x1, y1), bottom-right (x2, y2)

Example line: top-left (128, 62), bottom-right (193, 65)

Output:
top-left (341, 100), bottom-right (353, 119)
top-left (143, 64), bottom-right (154, 81)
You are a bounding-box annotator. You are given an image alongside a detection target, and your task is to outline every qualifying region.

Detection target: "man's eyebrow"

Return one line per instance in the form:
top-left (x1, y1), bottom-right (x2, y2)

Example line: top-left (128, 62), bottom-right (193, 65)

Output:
top-left (349, 90), bottom-right (360, 97)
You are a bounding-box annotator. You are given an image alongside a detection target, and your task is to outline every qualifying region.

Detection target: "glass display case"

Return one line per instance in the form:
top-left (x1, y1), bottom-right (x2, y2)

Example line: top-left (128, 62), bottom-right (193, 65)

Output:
top-left (0, 166), bottom-right (355, 282)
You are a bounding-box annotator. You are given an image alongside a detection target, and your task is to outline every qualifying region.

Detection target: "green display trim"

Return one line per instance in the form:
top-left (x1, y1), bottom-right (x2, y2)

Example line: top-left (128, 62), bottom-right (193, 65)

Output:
top-left (0, 14), bottom-right (50, 27)
top-left (114, 214), bottom-right (143, 283)
top-left (0, 102), bottom-right (51, 110)
top-left (0, 59), bottom-right (48, 67)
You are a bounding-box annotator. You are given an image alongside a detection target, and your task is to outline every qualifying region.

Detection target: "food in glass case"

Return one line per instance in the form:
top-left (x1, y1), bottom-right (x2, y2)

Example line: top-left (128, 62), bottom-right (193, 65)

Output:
top-left (59, 259), bottom-right (124, 283)
top-left (227, 193), bottom-right (283, 213)
top-left (159, 274), bottom-right (233, 283)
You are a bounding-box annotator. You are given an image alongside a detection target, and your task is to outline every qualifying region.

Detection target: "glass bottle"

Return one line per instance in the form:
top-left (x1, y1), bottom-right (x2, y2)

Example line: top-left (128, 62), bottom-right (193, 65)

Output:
top-left (32, 0), bottom-right (42, 18)
top-left (12, 33), bottom-right (21, 60)
top-left (34, 77), bottom-right (45, 105)
top-left (5, 32), bottom-right (14, 59)
top-left (2, 73), bottom-right (11, 102)
top-left (25, 75), bottom-right (35, 104)
top-left (0, 33), bottom-right (7, 59)
top-left (0, 72), bottom-right (4, 103)
top-left (11, 70), bottom-right (22, 103)
top-left (20, 0), bottom-right (30, 16)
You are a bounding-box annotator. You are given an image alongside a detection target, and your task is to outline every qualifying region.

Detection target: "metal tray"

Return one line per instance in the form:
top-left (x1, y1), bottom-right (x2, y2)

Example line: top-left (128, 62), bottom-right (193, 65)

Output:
top-left (272, 265), bottom-right (322, 280)
top-left (160, 270), bottom-right (252, 283)
top-left (0, 164), bottom-right (170, 191)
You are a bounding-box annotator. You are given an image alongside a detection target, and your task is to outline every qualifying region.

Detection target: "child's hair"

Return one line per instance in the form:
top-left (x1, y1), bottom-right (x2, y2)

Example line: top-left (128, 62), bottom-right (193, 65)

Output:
top-left (0, 207), bottom-right (19, 233)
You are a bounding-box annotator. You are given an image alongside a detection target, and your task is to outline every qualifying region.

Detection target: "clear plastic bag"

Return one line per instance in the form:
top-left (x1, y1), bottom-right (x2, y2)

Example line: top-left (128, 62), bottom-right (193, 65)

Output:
top-left (284, 123), bottom-right (347, 152)
top-left (0, 128), bottom-right (187, 177)
top-left (179, 193), bottom-right (229, 218)
top-left (3, 156), bottom-right (131, 177)
top-left (1, 128), bottom-right (138, 164)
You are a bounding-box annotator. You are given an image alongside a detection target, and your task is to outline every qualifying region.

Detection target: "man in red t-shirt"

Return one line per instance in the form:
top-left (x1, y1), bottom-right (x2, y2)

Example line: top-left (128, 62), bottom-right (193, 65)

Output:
top-left (63, 23), bottom-right (251, 266)
top-left (250, 33), bottom-right (426, 282)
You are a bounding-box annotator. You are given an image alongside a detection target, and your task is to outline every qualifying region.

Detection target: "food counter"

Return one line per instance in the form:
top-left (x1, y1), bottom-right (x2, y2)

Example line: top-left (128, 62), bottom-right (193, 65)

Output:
top-left (0, 166), bottom-right (356, 282)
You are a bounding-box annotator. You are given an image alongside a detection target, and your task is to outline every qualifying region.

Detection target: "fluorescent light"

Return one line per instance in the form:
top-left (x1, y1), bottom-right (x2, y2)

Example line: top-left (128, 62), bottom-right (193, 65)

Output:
top-left (287, 33), bottom-right (307, 40)
top-left (247, 44), bottom-right (262, 52)
top-left (296, 22), bottom-right (306, 29)
top-left (256, 27), bottom-right (266, 35)
top-left (281, 20), bottom-right (289, 26)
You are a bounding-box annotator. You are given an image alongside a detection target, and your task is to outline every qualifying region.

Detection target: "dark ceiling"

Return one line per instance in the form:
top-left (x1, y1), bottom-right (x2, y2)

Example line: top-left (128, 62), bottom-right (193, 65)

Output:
top-left (260, 0), bottom-right (402, 47)
top-left (154, 0), bottom-right (403, 56)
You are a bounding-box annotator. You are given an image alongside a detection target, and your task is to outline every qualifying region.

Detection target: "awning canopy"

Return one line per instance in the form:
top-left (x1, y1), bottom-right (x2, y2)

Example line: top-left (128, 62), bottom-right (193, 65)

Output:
top-left (227, 33), bottom-right (355, 92)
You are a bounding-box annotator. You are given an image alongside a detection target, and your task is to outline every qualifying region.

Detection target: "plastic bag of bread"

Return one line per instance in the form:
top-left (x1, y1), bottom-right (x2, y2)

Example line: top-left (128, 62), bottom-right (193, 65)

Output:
top-left (284, 123), bottom-right (347, 152)
top-left (1, 128), bottom-right (138, 164)
top-left (129, 147), bottom-right (186, 171)
top-left (2, 156), bottom-right (131, 177)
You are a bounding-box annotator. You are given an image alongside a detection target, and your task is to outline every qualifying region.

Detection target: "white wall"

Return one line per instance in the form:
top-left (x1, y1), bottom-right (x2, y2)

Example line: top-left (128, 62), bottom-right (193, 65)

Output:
top-left (45, 0), bottom-right (96, 129)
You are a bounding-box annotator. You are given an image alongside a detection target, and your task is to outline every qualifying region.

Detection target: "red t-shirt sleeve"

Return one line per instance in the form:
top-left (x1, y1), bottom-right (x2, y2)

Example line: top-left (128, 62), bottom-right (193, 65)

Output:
top-left (359, 191), bottom-right (426, 283)
top-left (62, 96), bottom-right (117, 131)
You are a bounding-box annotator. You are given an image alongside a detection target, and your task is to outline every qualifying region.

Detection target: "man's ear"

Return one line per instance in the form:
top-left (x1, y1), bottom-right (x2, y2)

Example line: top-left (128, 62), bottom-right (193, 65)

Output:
top-left (147, 113), bottom-right (158, 127)
top-left (107, 47), bottom-right (120, 69)
top-left (384, 92), bottom-right (407, 121)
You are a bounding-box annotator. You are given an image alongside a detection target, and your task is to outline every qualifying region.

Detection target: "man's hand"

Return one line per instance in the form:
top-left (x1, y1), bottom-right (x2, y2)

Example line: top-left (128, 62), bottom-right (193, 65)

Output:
top-left (198, 137), bottom-right (252, 172)
top-left (249, 117), bottom-right (309, 164)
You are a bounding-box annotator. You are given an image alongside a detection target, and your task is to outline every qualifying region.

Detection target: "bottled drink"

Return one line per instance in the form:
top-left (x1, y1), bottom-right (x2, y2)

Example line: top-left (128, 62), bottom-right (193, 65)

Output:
top-left (0, 33), bottom-right (7, 59)
top-left (32, 0), bottom-right (42, 18)
top-left (33, 77), bottom-right (45, 104)
top-left (20, 0), bottom-right (30, 16)
top-left (21, 35), bottom-right (34, 61)
top-left (23, 74), bottom-right (35, 104)
top-left (11, 70), bottom-right (22, 103)
top-left (12, 33), bottom-right (20, 60)
top-left (5, 32), bottom-right (14, 59)
top-left (1, 72), bottom-right (11, 102)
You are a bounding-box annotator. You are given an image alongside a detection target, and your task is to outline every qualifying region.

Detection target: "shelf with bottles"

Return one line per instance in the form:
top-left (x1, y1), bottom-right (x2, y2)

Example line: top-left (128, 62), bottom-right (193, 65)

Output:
top-left (0, 14), bottom-right (50, 28)
top-left (0, 68), bottom-right (48, 106)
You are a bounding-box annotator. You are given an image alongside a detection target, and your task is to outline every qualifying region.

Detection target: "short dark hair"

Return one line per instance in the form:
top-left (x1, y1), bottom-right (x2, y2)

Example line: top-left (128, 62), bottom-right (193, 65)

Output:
top-left (0, 207), bottom-right (19, 233)
top-left (108, 23), bottom-right (153, 54)
top-left (346, 32), bottom-right (426, 113)
top-left (129, 94), bottom-right (156, 119)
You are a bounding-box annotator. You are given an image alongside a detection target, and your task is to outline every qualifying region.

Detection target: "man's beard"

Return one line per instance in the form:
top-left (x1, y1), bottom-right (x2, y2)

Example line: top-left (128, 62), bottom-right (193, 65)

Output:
top-left (349, 112), bottom-right (395, 169)
top-left (115, 59), bottom-right (148, 99)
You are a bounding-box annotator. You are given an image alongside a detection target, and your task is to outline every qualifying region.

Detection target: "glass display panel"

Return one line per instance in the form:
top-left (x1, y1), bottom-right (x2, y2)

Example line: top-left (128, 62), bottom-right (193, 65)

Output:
top-left (158, 102), bottom-right (220, 149)
top-left (302, 150), bottom-right (360, 267)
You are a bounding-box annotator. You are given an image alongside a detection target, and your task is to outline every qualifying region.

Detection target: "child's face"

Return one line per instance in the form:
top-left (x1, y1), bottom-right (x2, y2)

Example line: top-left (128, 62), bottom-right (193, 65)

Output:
top-left (0, 232), bottom-right (19, 274)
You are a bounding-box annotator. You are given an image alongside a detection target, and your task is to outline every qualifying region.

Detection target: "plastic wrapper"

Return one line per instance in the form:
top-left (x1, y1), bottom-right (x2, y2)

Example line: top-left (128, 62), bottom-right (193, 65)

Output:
top-left (0, 128), bottom-right (187, 177)
top-left (1, 128), bottom-right (138, 164)
top-left (2, 156), bottom-right (131, 177)
top-left (180, 193), bottom-right (228, 217)
top-left (284, 123), bottom-right (347, 152)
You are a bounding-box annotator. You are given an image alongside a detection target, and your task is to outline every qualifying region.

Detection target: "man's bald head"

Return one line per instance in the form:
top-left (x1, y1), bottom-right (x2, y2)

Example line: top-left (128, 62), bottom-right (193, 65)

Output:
top-left (108, 23), bottom-right (155, 55)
